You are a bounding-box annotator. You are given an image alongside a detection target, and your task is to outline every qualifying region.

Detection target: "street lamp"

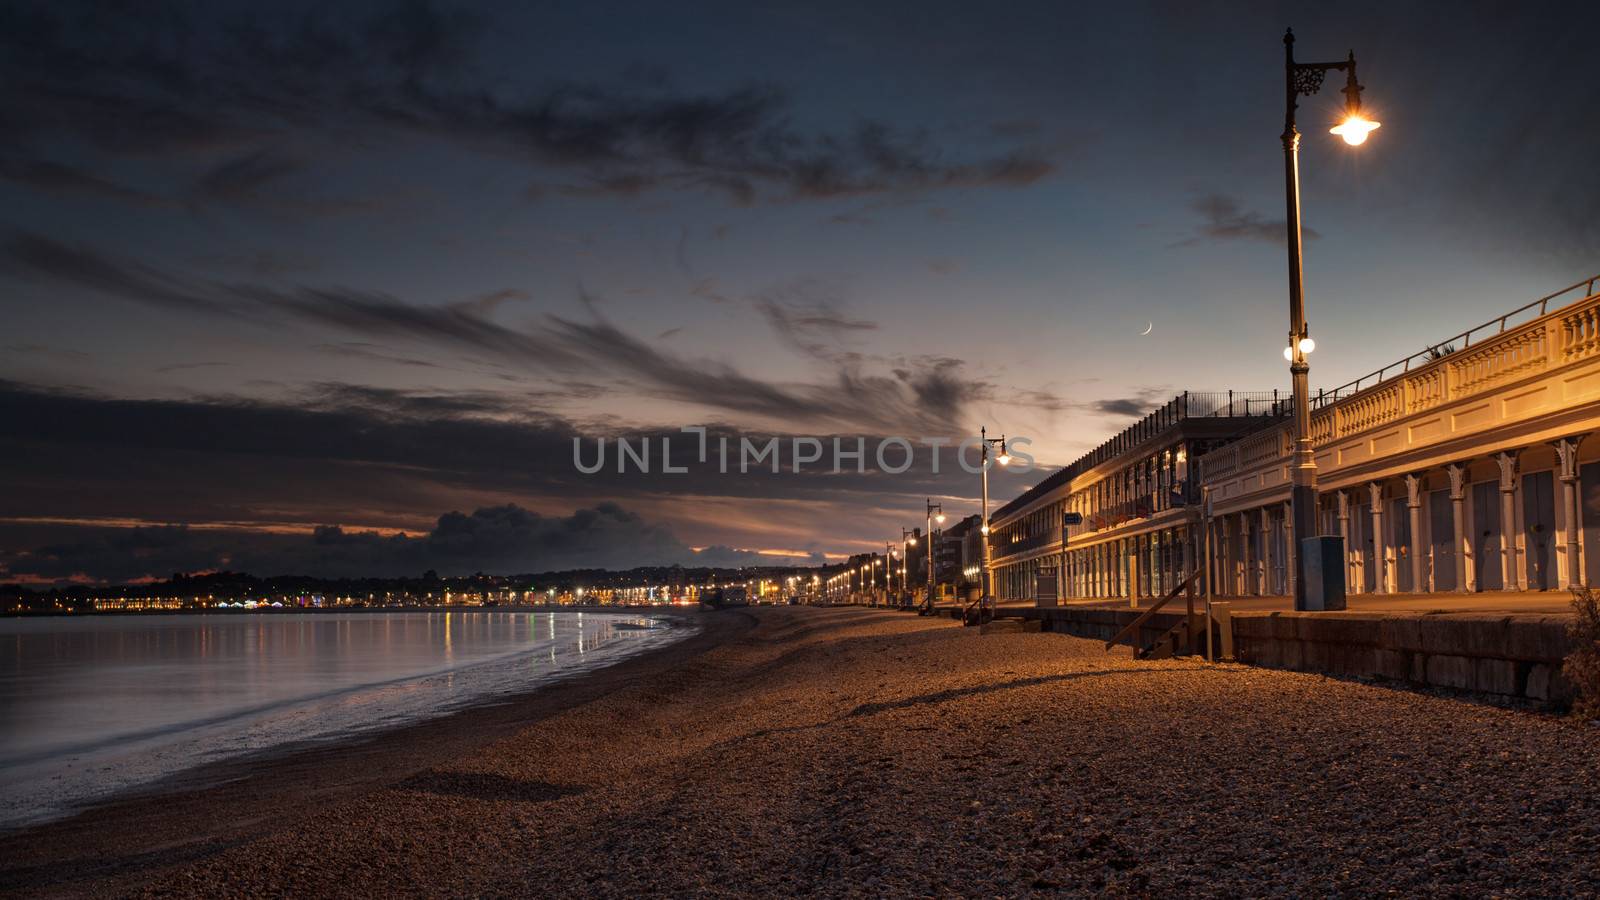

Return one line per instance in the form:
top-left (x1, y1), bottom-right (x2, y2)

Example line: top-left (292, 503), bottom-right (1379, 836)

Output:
top-left (1282, 27), bottom-right (1374, 610)
top-left (978, 426), bottom-right (1009, 618)
top-left (886, 542), bottom-right (898, 600)
top-left (900, 527), bottom-right (916, 607)
top-left (924, 499), bottom-right (945, 613)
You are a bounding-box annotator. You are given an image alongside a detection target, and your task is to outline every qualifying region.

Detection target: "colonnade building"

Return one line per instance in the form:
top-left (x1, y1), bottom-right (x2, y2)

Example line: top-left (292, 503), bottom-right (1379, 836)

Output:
top-left (988, 392), bottom-right (1288, 602)
top-left (990, 274), bottom-right (1600, 602)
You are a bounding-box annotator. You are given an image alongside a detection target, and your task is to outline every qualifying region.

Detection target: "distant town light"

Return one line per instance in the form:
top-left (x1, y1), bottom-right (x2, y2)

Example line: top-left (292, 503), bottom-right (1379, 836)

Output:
top-left (1298, 336), bottom-right (1316, 354)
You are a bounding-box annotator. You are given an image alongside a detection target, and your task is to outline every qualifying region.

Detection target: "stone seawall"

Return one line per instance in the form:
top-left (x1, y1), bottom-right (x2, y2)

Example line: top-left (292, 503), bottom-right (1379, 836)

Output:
top-left (1232, 611), bottom-right (1574, 704)
top-left (1022, 606), bottom-right (1576, 706)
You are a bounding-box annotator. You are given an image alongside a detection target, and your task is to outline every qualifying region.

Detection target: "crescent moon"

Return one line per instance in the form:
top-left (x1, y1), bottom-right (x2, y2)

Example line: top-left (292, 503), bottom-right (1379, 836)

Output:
top-left (1139, 321), bottom-right (1153, 336)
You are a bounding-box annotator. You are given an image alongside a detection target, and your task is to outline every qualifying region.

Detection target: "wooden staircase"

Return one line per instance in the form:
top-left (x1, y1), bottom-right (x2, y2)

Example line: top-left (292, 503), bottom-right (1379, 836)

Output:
top-left (1104, 570), bottom-right (1207, 660)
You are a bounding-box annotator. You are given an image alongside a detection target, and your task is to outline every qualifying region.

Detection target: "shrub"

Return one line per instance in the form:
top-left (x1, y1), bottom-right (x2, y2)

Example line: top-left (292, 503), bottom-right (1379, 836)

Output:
top-left (1566, 586), bottom-right (1600, 719)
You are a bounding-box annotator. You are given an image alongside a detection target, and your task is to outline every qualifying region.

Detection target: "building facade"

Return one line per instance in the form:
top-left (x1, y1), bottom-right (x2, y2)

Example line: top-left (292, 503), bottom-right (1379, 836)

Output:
top-left (986, 274), bottom-right (1600, 603)
top-left (1201, 275), bottom-right (1600, 598)
top-left (987, 393), bottom-right (1286, 603)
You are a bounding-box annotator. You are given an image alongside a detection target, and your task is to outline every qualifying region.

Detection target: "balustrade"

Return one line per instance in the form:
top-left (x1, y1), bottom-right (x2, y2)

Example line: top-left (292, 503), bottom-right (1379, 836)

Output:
top-left (1449, 325), bottom-right (1548, 398)
top-left (1405, 367), bottom-right (1447, 414)
top-left (1562, 304), bottom-right (1600, 361)
top-left (1337, 384), bottom-right (1402, 436)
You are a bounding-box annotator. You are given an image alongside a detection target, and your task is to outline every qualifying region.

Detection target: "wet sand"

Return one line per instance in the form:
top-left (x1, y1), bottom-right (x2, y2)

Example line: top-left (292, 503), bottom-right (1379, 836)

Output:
top-left (4, 606), bottom-right (1599, 897)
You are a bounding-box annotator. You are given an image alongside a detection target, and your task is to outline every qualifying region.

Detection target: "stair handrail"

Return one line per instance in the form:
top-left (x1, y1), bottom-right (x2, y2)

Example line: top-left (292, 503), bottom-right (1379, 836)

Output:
top-left (1103, 569), bottom-right (1202, 652)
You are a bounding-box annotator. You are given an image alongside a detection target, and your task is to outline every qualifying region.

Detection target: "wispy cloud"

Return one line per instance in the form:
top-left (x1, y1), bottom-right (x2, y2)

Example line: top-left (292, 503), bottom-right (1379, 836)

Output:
top-left (0, 2), bottom-right (1059, 207)
top-left (0, 157), bottom-right (167, 207)
top-left (1175, 193), bottom-right (1318, 247)
top-left (0, 230), bottom-right (987, 436)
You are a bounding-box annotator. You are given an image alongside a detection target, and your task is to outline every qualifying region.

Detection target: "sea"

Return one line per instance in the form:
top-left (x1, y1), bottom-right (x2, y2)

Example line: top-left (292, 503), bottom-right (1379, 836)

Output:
top-left (0, 609), bottom-right (689, 830)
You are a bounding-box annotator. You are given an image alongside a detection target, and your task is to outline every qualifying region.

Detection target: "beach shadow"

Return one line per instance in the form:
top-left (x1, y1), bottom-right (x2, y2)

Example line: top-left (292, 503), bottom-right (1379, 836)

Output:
top-left (394, 771), bottom-right (585, 804)
top-left (846, 666), bottom-right (1210, 718)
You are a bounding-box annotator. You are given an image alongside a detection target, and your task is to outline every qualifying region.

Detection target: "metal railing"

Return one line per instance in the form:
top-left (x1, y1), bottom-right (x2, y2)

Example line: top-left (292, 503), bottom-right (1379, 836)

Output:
top-left (1324, 274), bottom-right (1600, 397)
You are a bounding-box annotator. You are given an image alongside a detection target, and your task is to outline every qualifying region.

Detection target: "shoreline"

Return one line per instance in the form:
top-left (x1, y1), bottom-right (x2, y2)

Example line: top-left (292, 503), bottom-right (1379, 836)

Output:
top-left (0, 608), bottom-right (740, 896)
top-left (1, 603), bottom-right (703, 619)
top-left (5, 606), bottom-right (1598, 896)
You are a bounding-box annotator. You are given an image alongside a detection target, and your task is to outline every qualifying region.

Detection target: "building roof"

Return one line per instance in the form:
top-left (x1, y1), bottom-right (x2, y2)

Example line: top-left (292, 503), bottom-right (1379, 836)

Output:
top-left (989, 391), bottom-right (1287, 522)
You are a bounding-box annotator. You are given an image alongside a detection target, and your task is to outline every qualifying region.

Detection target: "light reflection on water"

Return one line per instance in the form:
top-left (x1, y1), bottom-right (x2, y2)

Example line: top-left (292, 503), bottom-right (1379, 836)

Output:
top-left (0, 611), bottom-right (687, 830)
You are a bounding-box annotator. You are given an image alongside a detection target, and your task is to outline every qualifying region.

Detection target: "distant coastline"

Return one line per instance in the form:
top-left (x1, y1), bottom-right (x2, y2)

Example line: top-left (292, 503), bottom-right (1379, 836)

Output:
top-left (1, 603), bottom-right (700, 619)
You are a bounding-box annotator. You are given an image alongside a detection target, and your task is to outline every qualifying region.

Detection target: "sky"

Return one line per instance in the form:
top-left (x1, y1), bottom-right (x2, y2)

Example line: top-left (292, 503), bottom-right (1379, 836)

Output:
top-left (2, 0), bottom-right (1598, 584)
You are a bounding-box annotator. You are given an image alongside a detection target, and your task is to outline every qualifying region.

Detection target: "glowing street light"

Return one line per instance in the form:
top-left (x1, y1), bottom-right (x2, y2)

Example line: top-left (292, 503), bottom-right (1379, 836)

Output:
top-left (1330, 114), bottom-right (1380, 145)
top-left (1281, 27), bottom-right (1376, 610)
top-left (899, 528), bottom-right (917, 607)
top-left (977, 426), bottom-right (1008, 620)
top-left (923, 498), bottom-right (945, 613)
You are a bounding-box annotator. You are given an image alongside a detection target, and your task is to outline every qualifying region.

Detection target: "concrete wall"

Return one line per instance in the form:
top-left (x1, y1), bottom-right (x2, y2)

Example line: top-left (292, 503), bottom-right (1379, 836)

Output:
top-left (1024, 606), bottom-right (1576, 706)
top-left (1232, 611), bottom-right (1574, 704)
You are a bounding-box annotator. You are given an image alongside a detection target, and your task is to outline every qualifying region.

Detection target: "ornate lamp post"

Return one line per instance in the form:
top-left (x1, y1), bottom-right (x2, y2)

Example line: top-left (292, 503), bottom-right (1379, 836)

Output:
top-left (1282, 27), bottom-right (1377, 609)
top-left (886, 542), bottom-right (898, 601)
top-left (924, 499), bottom-right (946, 612)
top-left (978, 426), bottom-right (1010, 616)
top-left (900, 528), bottom-right (918, 608)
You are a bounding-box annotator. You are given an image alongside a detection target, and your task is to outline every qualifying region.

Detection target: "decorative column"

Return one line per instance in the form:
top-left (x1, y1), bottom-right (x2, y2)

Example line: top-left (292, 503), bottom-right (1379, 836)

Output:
top-left (1283, 499), bottom-right (1296, 597)
top-left (1368, 481), bottom-right (1386, 594)
top-left (1101, 543), bottom-right (1108, 598)
top-left (1214, 518), bottom-right (1222, 594)
top-left (1557, 438), bottom-right (1583, 589)
top-left (1257, 507), bottom-right (1270, 595)
top-left (1242, 515), bottom-right (1251, 596)
top-left (1447, 463), bottom-right (1469, 593)
top-left (1497, 451), bottom-right (1520, 591)
top-left (1405, 473), bottom-right (1425, 593)
top-left (1336, 490), bottom-right (1354, 594)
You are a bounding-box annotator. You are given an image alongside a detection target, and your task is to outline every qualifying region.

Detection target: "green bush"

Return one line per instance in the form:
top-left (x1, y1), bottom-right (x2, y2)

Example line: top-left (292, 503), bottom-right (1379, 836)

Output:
top-left (1566, 586), bottom-right (1600, 719)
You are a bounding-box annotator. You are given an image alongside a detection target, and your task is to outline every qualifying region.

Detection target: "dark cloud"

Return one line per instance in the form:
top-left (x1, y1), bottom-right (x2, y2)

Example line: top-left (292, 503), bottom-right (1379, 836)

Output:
top-left (0, 157), bottom-right (166, 206)
top-left (0, 2), bottom-right (1057, 207)
top-left (757, 285), bottom-right (879, 361)
top-left (1, 231), bottom-right (234, 315)
top-left (191, 149), bottom-right (305, 204)
top-left (1, 229), bottom-right (986, 435)
top-left (153, 361), bottom-right (229, 374)
top-left (1176, 194), bottom-right (1319, 247)
top-left (0, 378), bottom-right (1037, 537)
top-left (1091, 388), bottom-right (1171, 418)
top-left (5, 343), bottom-right (90, 362)
top-left (311, 342), bottom-right (444, 370)
top-left (0, 502), bottom-right (693, 583)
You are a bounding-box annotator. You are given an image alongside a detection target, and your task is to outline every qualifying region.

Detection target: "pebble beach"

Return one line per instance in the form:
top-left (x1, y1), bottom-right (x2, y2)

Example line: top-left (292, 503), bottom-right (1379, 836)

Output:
top-left (4, 606), bottom-right (1599, 897)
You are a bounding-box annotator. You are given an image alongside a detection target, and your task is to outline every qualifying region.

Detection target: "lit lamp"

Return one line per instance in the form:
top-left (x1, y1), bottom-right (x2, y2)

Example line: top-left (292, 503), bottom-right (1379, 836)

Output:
top-left (1281, 27), bottom-right (1376, 610)
top-left (977, 426), bottom-right (1008, 620)
top-left (923, 499), bottom-right (945, 613)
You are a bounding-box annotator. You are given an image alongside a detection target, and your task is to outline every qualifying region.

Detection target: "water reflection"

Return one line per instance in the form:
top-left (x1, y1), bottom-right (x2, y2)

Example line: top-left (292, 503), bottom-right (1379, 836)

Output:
top-left (0, 611), bottom-right (685, 829)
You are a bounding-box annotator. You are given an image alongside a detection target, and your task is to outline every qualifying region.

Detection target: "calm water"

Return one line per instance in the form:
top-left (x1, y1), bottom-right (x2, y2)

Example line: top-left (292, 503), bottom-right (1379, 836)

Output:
top-left (0, 610), bottom-right (688, 829)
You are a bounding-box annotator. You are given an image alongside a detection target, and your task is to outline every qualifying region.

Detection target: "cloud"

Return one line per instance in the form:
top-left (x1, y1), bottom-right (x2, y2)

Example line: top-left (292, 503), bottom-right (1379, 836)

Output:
top-left (5, 343), bottom-right (90, 362)
top-left (1175, 193), bottom-right (1319, 246)
top-left (0, 502), bottom-right (695, 583)
top-left (1090, 387), bottom-right (1171, 418)
top-left (191, 149), bottom-right (305, 204)
top-left (1, 231), bottom-right (235, 314)
top-left (0, 2), bottom-right (1058, 206)
top-left (1, 230), bottom-right (987, 435)
top-left (756, 283), bottom-right (879, 361)
top-left (154, 361), bottom-right (229, 374)
top-left (0, 157), bottom-right (166, 206)
top-left (0, 379), bottom-right (1041, 575)
top-left (0, 377), bottom-right (1054, 586)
